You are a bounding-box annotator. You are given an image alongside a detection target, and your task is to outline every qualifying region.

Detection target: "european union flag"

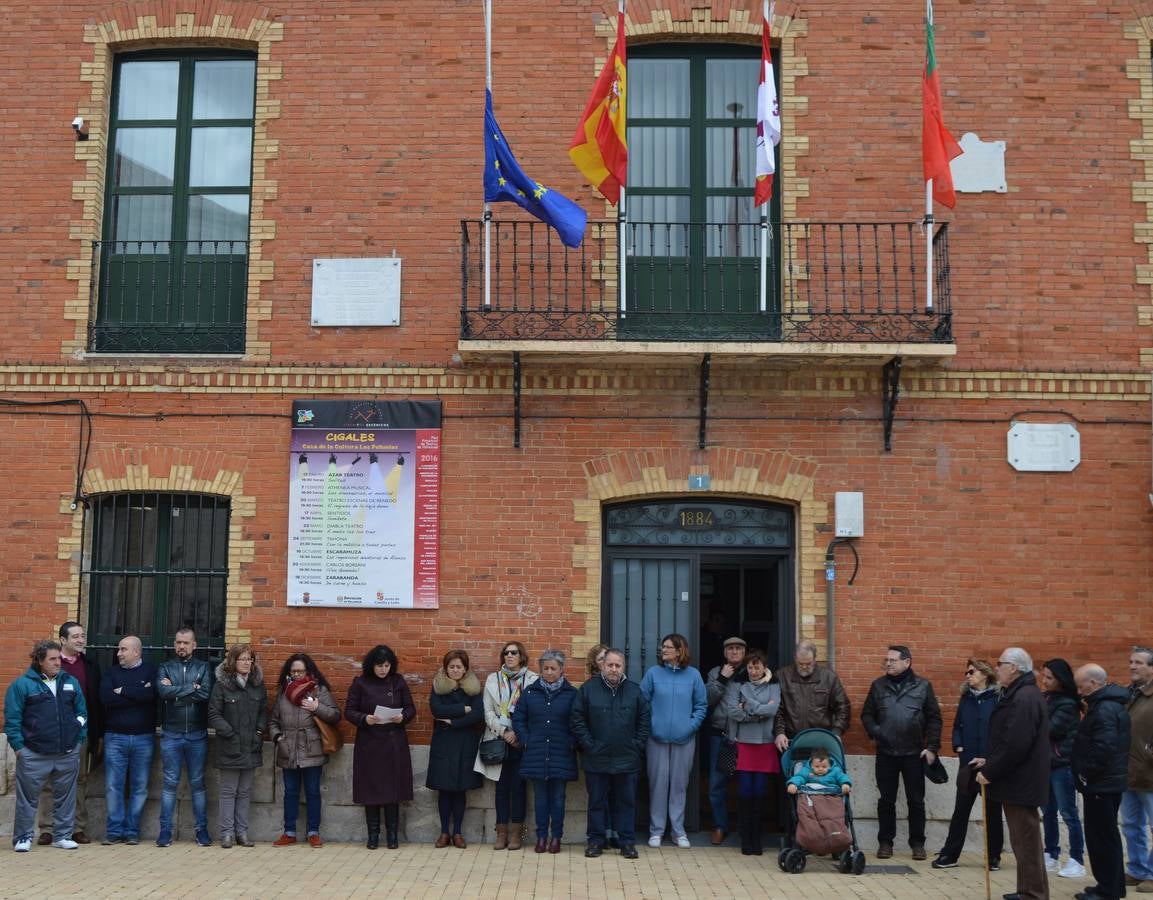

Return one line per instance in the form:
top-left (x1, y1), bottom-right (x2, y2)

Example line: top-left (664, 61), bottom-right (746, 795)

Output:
top-left (484, 90), bottom-right (587, 249)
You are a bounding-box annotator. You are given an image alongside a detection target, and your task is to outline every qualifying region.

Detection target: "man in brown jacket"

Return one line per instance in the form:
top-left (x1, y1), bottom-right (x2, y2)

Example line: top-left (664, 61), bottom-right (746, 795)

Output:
top-left (773, 639), bottom-right (851, 753)
top-left (1122, 645), bottom-right (1153, 892)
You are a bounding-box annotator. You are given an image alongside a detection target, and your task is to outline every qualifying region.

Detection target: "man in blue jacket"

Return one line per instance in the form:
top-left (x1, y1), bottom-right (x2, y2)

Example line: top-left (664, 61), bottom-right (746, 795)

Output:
top-left (571, 649), bottom-right (651, 860)
top-left (156, 627), bottom-right (213, 847)
top-left (4, 639), bottom-right (88, 852)
top-left (100, 635), bottom-right (157, 845)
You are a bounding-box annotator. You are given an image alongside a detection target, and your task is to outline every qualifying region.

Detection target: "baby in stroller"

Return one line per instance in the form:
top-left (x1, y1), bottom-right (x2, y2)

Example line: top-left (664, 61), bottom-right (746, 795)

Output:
top-left (778, 730), bottom-right (865, 875)
top-left (786, 748), bottom-right (852, 795)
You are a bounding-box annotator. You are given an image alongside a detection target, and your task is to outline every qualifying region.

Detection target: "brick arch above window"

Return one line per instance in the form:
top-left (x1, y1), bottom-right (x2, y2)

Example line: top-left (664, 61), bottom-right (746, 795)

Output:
top-left (55, 445), bottom-right (257, 645)
top-left (66, 3), bottom-right (283, 360)
top-left (569, 446), bottom-right (829, 662)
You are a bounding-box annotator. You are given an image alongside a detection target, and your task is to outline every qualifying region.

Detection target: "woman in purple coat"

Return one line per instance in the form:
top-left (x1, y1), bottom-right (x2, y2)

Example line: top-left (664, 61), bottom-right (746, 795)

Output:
top-left (344, 645), bottom-right (416, 849)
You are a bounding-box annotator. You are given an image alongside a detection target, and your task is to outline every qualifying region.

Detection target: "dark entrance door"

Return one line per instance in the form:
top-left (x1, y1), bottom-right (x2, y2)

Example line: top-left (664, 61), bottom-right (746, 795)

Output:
top-left (602, 499), bottom-right (794, 837)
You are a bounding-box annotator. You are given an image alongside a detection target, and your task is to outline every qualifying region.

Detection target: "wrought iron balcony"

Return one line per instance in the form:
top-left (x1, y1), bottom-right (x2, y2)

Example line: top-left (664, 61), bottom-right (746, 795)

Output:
top-left (88, 240), bottom-right (248, 354)
top-left (460, 219), bottom-right (952, 345)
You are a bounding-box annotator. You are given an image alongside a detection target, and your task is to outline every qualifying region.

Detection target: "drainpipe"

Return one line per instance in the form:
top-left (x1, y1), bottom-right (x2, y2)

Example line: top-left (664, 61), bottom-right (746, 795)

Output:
top-left (824, 538), bottom-right (859, 669)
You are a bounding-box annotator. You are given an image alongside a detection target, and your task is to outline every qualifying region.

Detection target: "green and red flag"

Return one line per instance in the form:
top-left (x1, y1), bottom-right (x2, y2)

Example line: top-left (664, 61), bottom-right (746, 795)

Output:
top-left (922, 0), bottom-right (962, 208)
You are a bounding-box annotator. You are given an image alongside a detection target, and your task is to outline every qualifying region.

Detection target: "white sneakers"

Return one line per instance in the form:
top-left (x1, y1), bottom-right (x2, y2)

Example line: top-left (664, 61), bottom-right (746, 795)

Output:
top-left (13, 838), bottom-right (32, 852)
top-left (1044, 853), bottom-right (1060, 872)
top-left (52, 839), bottom-right (78, 850)
top-left (648, 836), bottom-right (661, 848)
top-left (675, 835), bottom-right (692, 849)
top-left (1058, 859), bottom-right (1086, 879)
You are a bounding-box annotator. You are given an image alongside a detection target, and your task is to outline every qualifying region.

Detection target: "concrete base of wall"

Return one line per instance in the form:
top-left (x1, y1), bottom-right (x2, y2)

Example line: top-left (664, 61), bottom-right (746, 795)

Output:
top-left (0, 737), bottom-right (1046, 854)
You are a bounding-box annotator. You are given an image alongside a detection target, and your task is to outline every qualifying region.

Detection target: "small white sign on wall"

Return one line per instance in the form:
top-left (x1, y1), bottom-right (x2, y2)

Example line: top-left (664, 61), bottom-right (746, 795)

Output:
top-left (1007, 423), bottom-right (1080, 472)
top-left (311, 258), bottom-right (401, 326)
top-left (952, 132), bottom-right (1007, 194)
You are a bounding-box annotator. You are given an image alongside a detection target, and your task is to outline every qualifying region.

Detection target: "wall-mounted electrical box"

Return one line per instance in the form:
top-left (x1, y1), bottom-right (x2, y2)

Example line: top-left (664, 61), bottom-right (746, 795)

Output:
top-left (835, 492), bottom-right (864, 537)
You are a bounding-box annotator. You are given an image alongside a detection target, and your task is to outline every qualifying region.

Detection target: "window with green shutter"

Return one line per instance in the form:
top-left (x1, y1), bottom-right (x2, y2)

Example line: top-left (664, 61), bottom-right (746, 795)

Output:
top-left (92, 51), bottom-right (255, 354)
top-left (624, 44), bottom-right (782, 340)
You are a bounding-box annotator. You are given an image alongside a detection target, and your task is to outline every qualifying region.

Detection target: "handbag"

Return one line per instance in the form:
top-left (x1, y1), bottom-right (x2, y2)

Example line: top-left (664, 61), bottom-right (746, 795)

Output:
top-left (716, 737), bottom-right (738, 776)
top-left (479, 737), bottom-right (508, 765)
top-left (314, 715), bottom-right (344, 755)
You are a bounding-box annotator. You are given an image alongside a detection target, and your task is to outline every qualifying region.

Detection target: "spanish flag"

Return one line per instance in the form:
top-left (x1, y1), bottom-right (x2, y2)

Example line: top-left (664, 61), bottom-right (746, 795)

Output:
top-left (569, 7), bottom-right (627, 205)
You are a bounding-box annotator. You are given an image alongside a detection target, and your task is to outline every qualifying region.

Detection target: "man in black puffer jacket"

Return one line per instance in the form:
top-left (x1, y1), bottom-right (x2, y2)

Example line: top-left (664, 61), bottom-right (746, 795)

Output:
top-left (1072, 664), bottom-right (1132, 900)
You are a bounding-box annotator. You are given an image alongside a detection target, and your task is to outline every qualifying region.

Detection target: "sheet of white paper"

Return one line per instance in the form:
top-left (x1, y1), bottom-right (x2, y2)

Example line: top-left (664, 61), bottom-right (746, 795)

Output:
top-left (374, 705), bottom-right (403, 721)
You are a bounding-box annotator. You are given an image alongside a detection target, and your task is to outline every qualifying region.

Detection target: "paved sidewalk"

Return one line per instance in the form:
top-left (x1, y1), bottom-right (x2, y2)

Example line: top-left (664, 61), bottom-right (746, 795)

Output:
top-left (2, 841), bottom-right (1091, 899)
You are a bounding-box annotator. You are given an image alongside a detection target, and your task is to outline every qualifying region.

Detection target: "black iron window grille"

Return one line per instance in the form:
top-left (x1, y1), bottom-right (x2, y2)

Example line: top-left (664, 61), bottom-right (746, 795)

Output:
top-left (81, 492), bottom-right (229, 667)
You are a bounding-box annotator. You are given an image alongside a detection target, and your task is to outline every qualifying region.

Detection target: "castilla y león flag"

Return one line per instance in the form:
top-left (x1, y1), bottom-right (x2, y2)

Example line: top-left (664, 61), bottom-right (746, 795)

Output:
top-left (569, 7), bottom-right (628, 205)
top-left (922, 0), bottom-right (962, 208)
top-left (754, 0), bottom-right (781, 208)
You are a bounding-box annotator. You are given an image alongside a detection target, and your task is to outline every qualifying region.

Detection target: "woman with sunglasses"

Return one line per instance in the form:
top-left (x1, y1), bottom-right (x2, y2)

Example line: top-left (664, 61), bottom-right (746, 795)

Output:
top-left (931, 658), bottom-right (1003, 871)
top-left (476, 641), bottom-right (538, 849)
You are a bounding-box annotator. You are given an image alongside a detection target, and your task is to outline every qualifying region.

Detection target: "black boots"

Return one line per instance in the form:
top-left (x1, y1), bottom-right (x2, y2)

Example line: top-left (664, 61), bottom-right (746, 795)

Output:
top-left (384, 803), bottom-right (400, 850)
top-left (365, 806), bottom-right (381, 849)
top-left (738, 795), bottom-right (763, 856)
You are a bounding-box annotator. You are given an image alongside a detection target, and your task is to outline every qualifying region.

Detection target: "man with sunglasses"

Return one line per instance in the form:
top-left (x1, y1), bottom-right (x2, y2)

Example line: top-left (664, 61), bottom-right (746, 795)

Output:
top-left (1123, 645), bottom-right (1153, 893)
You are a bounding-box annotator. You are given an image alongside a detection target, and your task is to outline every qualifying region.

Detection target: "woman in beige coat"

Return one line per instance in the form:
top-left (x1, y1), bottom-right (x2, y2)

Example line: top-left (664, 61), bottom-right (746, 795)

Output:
top-left (268, 653), bottom-right (340, 847)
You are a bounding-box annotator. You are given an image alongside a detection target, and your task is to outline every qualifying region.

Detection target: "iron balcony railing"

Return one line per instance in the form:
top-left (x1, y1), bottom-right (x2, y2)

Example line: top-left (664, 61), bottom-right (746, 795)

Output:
top-left (88, 239), bottom-right (249, 354)
top-left (461, 220), bottom-right (952, 343)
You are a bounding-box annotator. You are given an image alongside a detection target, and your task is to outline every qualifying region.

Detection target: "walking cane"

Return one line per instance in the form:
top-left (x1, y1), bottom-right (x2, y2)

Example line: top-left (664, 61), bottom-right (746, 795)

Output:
top-left (980, 783), bottom-right (992, 900)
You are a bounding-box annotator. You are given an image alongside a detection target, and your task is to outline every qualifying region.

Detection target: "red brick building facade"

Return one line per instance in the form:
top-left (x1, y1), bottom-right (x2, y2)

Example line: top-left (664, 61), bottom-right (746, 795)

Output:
top-left (2, 0), bottom-right (1151, 838)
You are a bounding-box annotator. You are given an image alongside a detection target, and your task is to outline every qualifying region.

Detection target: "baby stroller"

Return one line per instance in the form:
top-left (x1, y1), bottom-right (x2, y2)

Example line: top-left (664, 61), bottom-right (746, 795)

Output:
top-left (777, 727), bottom-right (866, 875)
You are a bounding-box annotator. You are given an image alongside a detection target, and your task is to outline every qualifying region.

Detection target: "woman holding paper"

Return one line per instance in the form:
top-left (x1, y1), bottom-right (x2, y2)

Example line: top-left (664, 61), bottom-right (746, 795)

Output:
top-left (345, 644), bottom-right (416, 849)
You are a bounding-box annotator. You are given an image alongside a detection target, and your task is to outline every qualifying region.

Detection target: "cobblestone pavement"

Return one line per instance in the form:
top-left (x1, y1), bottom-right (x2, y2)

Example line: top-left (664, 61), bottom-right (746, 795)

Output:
top-left (2, 840), bottom-right (1090, 899)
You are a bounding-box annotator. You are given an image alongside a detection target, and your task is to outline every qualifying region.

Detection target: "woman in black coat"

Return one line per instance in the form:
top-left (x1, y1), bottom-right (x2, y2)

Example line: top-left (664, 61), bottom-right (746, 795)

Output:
top-left (425, 649), bottom-right (484, 848)
top-left (344, 644), bottom-right (416, 849)
top-left (207, 643), bottom-right (268, 848)
top-left (512, 649), bottom-right (579, 853)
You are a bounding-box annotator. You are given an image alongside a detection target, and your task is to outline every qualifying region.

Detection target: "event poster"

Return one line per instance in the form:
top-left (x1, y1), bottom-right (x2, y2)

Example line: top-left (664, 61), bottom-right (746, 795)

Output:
top-left (287, 400), bottom-right (441, 608)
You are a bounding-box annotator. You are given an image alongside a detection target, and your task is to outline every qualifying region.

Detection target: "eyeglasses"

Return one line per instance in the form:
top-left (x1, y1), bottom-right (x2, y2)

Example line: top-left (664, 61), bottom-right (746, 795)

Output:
top-left (237, 655), bottom-right (253, 661)
top-left (883, 658), bottom-right (903, 664)
top-left (503, 649), bottom-right (520, 656)
top-left (965, 668), bottom-right (977, 675)
top-left (996, 660), bottom-right (1013, 667)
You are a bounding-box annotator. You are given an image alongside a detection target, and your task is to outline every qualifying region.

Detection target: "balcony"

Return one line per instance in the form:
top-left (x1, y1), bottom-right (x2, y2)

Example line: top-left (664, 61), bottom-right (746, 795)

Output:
top-left (88, 240), bottom-right (248, 354)
top-left (459, 219), bottom-right (954, 363)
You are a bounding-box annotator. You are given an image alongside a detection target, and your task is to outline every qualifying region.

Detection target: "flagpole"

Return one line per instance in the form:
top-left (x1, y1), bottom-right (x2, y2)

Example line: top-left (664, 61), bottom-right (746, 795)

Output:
top-left (759, 0), bottom-right (774, 315)
top-left (618, 0), bottom-right (627, 320)
top-left (925, 181), bottom-right (934, 313)
top-left (483, 0), bottom-right (493, 308)
top-left (924, 0), bottom-right (934, 314)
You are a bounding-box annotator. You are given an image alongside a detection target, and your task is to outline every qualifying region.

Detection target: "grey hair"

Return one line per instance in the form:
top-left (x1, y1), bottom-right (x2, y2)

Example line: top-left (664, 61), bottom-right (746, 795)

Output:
top-left (795, 639), bottom-right (818, 658)
top-left (1133, 646), bottom-right (1153, 666)
top-left (604, 648), bottom-right (626, 663)
top-left (538, 648), bottom-right (566, 668)
top-left (1002, 647), bottom-right (1033, 673)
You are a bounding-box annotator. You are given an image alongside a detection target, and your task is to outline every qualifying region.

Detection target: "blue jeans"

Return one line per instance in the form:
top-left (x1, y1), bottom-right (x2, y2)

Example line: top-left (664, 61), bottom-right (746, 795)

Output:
top-left (530, 778), bottom-right (567, 839)
top-left (707, 730), bottom-right (731, 830)
top-left (159, 729), bottom-right (208, 833)
top-left (104, 732), bottom-right (155, 840)
top-left (1122, 789), bottom-right (1153, 880)
top-left (494, 748), bottom-right (527, 824)
top-left (282, 766), bottom-right (322, 836)
top-left (586, 771), bottom-right (638, 846)
top-left (1043, 765), bottom-right (1084, 863)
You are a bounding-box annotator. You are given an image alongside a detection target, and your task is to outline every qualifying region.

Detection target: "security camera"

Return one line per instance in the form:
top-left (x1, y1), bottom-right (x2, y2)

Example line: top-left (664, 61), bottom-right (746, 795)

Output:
top-left (71, 116), bottom-right (88, 140)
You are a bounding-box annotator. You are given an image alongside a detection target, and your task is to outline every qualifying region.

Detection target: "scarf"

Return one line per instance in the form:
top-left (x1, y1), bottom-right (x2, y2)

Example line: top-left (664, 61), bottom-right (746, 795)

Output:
top-left (236, 673), bottom-right (248, 688)
top-left (540, 675), bottom-right (567, 695)
top-left (285, 676), bottom-right (318, 706)
top-left (497, 666), bottom-right (528, 718)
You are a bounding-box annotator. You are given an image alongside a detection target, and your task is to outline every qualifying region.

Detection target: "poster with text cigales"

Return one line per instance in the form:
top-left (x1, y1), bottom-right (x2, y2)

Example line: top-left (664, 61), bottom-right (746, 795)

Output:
top-left (288, 400), bottom-right (441, 608)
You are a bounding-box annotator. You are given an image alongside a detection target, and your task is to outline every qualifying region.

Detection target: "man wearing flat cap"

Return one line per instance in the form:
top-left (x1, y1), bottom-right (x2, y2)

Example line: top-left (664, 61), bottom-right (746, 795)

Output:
top-left (704, 636), bottom-right (747, 844)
